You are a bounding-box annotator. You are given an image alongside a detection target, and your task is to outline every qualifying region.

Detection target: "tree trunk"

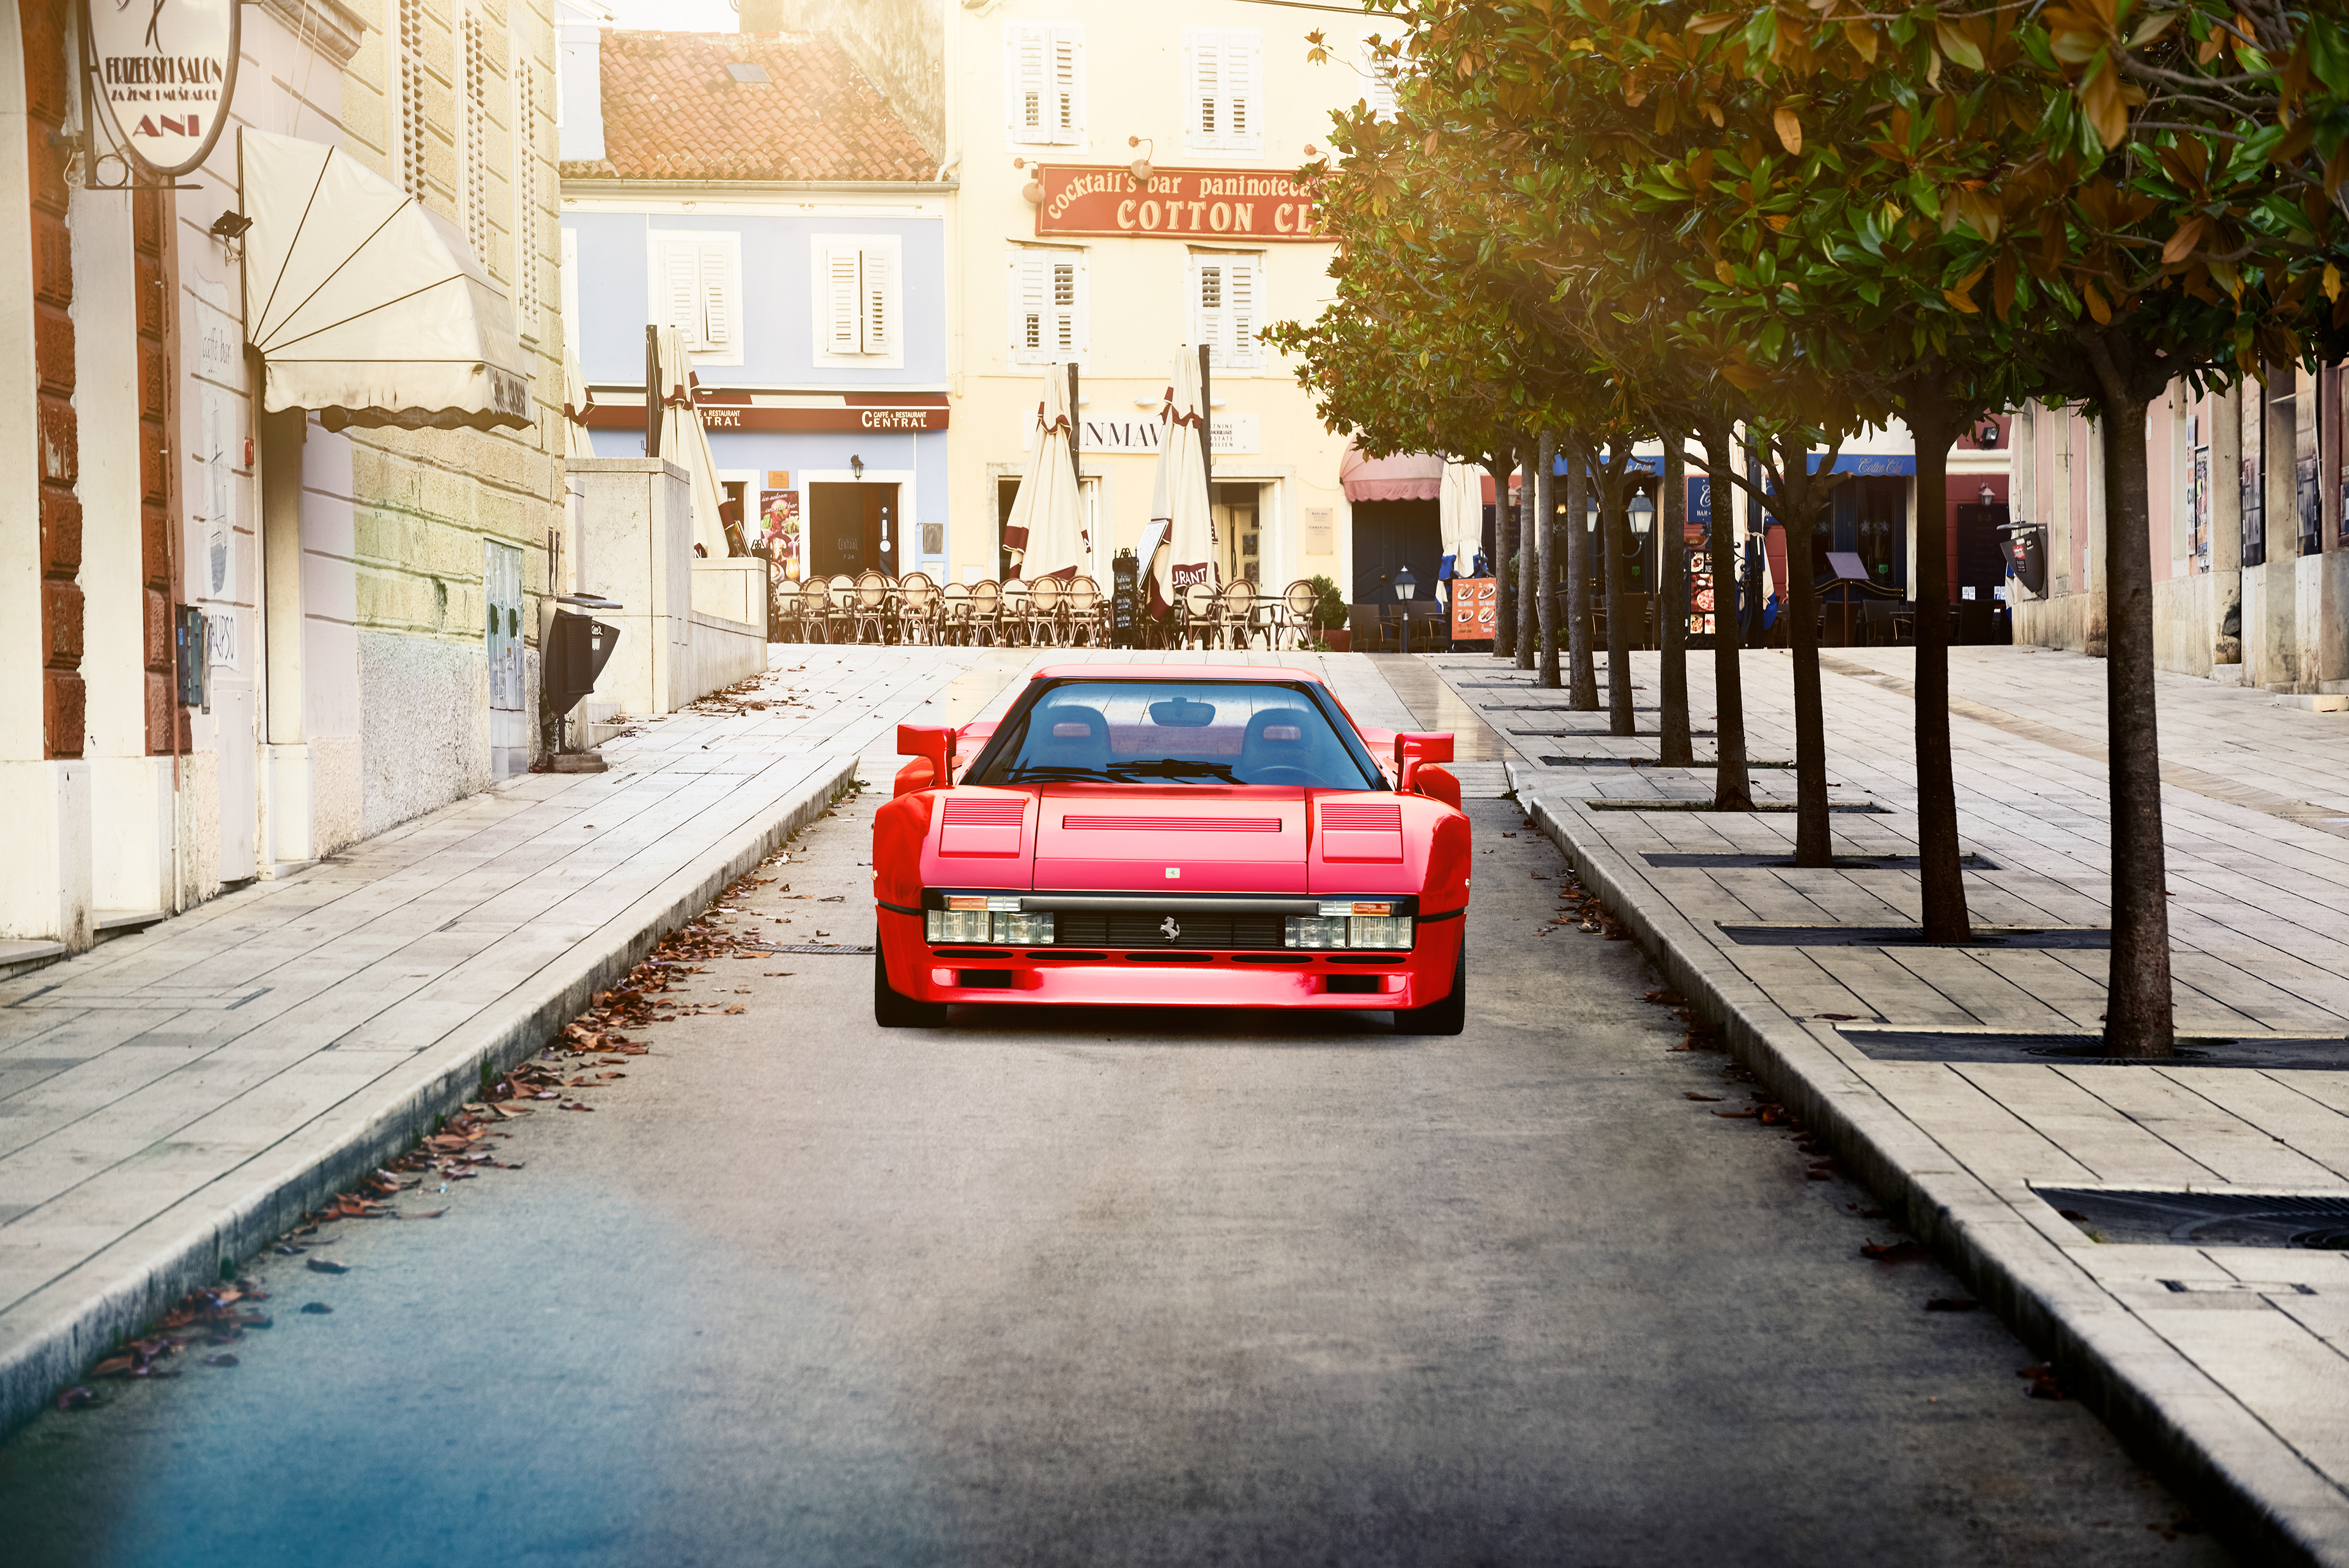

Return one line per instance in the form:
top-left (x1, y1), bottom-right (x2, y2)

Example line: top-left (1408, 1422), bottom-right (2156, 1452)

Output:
top-left (1517, 441), bottom-right (1539, 669)
top-left (1698, 420), bottom-right (1752, 809)
top-left (1606, 463), bottom-right (1635, 737)
top-left (1537, 432), bottom-right (1560, 688)
top-left (1906, 381), bottom-right (1972, 942)
top-left (1565, 444), bottom-right (1599, 708)
top-left (1779, 433), bottom-right (1832, 866)
top-left (1658, 442), bottom-right (1693, 766)
top-left (1492, 446), bottom-right (1517, 661)
top-left (2084, 366), bottom-right (2175, 1056)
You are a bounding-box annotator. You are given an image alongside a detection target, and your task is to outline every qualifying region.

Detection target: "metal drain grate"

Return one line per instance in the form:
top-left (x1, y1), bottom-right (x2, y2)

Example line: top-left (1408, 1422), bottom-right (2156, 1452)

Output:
top-left (1723, 925), bottom-right (2107, 948)
top-left (2038, 1187), bottom-right (2349, 1250)
top-left (1838, 1029), bottom-right (2349, 1069)
top-left (741, 943), bottom-right (874, 956)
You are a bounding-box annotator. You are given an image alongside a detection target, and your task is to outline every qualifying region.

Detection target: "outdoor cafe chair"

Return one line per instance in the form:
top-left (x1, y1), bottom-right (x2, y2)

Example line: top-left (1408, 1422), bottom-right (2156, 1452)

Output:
top-left (999, 578), bottom-right (1032, 647)
top-left (968, 579), bottom-right (1002, 646)
top-left (1217, 579), bottom-right (1258, 650)
top-left (1179, 581), bottom-right (1220, 649)
top-left (1028, 574), bottom-right (1066, 646)
top-left (939, 581), bottom-right (973, 645)
top-left (896, 572), bottom-right (938, 645)
top-left (1280, 579), bottom-right (1318, 651)
top-left (773, 579), bottom-right (814, 643)
top-left (825, 574), bottom-right (859, 644)
top-left (1063, 576), bottom-right (1102, 646)
top-left (853, 571), bottom-right (893, 644)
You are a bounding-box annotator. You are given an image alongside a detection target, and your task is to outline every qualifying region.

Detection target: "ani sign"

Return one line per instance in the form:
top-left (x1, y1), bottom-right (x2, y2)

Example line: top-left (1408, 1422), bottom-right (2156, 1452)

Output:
top-left (84, 0), bottom-right (239, 178)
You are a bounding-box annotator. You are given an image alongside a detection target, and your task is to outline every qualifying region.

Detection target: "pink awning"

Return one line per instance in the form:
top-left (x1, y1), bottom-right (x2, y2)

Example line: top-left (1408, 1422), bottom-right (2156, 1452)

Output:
top-left (1339, 443), bottom-right (1444, 502)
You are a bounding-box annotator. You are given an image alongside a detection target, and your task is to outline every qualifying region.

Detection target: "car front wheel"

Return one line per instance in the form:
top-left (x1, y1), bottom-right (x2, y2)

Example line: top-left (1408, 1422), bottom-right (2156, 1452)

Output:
top-left (1392, 937), bottom-right (1466, 1035)
top-left (874, 946), bottom-right (948, 1028)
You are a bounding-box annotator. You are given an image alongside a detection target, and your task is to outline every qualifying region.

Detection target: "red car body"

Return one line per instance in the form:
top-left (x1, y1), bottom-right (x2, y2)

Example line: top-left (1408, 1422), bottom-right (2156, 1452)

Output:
top-left (871, 665), bottom-right (1471, 1027)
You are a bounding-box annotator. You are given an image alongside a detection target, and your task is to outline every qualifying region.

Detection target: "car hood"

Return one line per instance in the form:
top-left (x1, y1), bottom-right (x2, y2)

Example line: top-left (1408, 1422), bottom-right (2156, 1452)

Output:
top-left (1033, 787), bottom-right (1308, 893)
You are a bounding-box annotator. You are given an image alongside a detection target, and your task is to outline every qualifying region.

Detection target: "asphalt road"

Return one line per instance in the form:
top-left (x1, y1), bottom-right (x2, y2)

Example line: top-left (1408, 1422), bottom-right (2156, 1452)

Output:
top-left (0, 775), bottom-right (2226, 1567)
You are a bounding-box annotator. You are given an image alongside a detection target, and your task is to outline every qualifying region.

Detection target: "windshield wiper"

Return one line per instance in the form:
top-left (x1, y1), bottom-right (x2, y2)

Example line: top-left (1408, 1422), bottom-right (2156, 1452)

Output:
top-left (1003, 765), bottom-right (1113, 782)
top-left (1105, 759), bottom-right (1244, 784)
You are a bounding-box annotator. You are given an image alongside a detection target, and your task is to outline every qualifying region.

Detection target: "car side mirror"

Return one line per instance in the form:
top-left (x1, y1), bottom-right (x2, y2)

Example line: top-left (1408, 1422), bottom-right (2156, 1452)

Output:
top-left (895, 723), bottom-right (953, 796)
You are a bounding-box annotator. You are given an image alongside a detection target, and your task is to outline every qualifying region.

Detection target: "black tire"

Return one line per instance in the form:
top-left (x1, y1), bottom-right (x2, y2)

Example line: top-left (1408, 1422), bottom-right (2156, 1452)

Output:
top-left (874, 946), bottom-right (948, 1028)
top-left (1393, 937), bottom-right (1467, 1035)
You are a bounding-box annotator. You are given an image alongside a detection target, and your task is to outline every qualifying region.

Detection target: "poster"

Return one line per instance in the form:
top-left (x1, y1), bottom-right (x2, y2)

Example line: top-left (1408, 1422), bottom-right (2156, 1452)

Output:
top-left (760, 489), bottom-right (801, 567)
top-left (1449, 576), bottom-right (1497, 644)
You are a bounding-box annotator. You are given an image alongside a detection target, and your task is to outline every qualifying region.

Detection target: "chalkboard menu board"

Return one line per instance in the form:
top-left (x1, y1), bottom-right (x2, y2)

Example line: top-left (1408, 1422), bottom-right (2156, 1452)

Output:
top-left (1110, 549), bottom-right (1140, 646)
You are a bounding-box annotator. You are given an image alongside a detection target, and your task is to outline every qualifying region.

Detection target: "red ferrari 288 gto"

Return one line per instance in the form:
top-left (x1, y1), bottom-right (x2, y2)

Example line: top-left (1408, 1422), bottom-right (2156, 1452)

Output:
top-left (871, 665), bottom-right (1471, 1033)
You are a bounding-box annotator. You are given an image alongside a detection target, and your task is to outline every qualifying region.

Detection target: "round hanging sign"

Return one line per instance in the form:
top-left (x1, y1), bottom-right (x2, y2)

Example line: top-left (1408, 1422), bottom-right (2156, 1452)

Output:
top-left (84, 0), bottom-right (240, 179)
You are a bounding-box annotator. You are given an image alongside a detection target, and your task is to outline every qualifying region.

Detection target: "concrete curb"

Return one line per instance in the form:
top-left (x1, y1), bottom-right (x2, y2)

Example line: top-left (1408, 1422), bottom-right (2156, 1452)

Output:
top-left (1508, 760), bottom-right (2349, 1568)
top-left (0, 755), bottom-right (859, 1442)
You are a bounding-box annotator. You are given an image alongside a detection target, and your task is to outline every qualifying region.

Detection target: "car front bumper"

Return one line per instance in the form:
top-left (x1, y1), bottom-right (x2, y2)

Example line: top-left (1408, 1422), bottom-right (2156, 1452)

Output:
top-left (876, 902), bottom-right (1463, 1009)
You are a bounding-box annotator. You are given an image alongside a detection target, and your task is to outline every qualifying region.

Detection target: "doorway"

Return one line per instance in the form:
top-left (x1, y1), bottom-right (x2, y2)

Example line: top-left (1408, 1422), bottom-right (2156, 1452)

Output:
top-left (1349, 499), bottom-right (1441, 606)
top-left (1820, 476), bottom-right (1908, 592)
top-left (1214, 483), bottom-right (1262, 586)
top-left (809, 483), bottom-right (899, 576)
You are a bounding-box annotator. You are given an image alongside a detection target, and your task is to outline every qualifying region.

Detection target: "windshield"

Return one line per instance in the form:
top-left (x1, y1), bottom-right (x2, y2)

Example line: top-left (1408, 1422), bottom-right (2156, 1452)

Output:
top-left (973, 681), bottom-right (1382, 789)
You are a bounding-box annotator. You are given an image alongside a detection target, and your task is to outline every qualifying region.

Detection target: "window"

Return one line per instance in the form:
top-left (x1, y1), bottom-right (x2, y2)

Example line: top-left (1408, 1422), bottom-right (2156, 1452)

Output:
top-left (1184, 28), bottom-right (1263, 154)
top-left (398, 0), bottom-right (428, 199)
top-left (1008, 247), bottom-right (1085, 365)
top-left (814, 235), bottom-right (903, 367)
top-left (512, 48), bottom-right (538, 338)
top-left (1190, 253), bottom-right (1263, 373)
top-left (1360, 38), bottom-right (1400, 120)
top-left (462, 12), bottom-right (491, 263)
top-left (1004, 23), bottom-right (1083, 146)
top-left (649, 231), bottom-right (743, 363)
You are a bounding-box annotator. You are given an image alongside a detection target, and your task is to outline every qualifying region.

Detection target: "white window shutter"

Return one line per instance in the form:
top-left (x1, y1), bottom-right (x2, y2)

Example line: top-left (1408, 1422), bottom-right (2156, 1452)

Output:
top-left (1050, 28), bottom-right (1083, 146)
top-left (859, 243), bottom-right (895, 354)
top-left (1007, 23), bottom-right (1048, 143)
top-left (1051, 259), bottom-right (1078, 357)
top-left (699, 241), bottom-right (732, 349)
top-left (1195, 259), bottom-right (1225, 363)
top-left (1362, 39), bottom-right (1399, 119)
top-left (662, 239), bottom-right (702, 345)
top-left (1010, 250), bottom-right (1044, 359)
top-left (823, 242), bottom-right (860, 354)
top-left (1228, 33), bottom-right (1263, 150)
top-left (1228, 259), bottom-right (1260, 368)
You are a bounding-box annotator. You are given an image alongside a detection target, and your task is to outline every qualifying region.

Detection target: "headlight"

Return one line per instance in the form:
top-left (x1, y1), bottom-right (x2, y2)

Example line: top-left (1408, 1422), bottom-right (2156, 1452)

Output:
top-left (1285, 910), bottom-right (1414, 949)
top-left (926, 901), bottom-right (1053, 945)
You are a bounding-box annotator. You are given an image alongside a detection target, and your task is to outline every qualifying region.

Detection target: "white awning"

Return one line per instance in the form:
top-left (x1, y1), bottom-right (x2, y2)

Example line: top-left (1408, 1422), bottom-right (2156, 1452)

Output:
top-left (240, 129), bottom-right (535, 434)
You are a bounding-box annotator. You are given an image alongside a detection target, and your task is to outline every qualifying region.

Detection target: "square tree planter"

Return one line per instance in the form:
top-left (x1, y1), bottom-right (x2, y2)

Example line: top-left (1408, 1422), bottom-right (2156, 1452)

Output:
top-left (1319, 628), bottom-right (1351, 651)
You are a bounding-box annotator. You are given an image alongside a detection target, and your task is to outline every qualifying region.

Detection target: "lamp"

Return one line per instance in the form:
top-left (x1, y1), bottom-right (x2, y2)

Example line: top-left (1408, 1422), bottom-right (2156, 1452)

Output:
top-left (850, 455), bottom-right (864, 479)
top-left (1127, 135), bottom-right (1154, 184)
top-left (1394, 565), bottom-right (1417, 601)
top-left (1980, 483), bottom-right (1995, 506)
top-left (1628, 492), bottom-right (1655, 535)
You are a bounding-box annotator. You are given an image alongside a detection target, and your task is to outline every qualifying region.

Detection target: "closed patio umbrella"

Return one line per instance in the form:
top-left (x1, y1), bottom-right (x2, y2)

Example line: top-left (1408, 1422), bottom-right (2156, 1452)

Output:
top-left (1002, 363), bottom-right (1087, 581)
top-left (651, 325), bottom-right (734, 557)
top-left (1436, 458), bottom-right (1487, 608)
top-left (1146, 349), bottom-right (1217, 619)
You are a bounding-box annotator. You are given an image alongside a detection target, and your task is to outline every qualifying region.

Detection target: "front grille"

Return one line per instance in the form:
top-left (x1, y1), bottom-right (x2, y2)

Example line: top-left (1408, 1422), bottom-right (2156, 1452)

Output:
top-left (1053, 910), bottom-right (1287, 949)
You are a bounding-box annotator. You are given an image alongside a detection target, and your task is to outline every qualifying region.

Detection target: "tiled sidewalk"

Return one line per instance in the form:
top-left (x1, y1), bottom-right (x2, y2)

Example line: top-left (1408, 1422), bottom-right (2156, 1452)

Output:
top-left (0, 645), bottom-right (1011, 1437)
top-left (1398, 645), bottom-right (2349, 1566)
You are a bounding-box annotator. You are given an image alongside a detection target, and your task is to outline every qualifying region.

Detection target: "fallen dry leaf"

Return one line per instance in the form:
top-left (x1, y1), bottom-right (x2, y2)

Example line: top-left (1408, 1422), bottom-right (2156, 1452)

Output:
top-left (299, 1302), bottom-right (333, 1315)
top-left (202, 1353), bottom-right (239, 1367)
top-left (1861, 1239), bottom-right (1929, 1264)
top-left (54, 1386), bottom-right (99, 1411)
top-left (305, 1258), bottom-right (349, 1274)
top-left (1683, 1093), bottom-right (1723, 1102)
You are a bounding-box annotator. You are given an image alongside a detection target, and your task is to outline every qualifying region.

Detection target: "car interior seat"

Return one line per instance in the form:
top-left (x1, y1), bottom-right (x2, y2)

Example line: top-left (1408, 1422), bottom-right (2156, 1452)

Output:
top-left (1238, 707), bottom-right (1326, 783)
top-left (1023, 704), bottom-right (1110, 775)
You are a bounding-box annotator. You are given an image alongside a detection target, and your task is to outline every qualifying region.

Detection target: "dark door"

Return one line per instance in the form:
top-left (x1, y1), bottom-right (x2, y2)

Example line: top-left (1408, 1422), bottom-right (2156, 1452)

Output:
top-left (1953, 503), bottom-right (2010, 601)
top-left (1350, 499), bottom-right (1441, 608)
top-left (809, 483), bottom-right (899, 575)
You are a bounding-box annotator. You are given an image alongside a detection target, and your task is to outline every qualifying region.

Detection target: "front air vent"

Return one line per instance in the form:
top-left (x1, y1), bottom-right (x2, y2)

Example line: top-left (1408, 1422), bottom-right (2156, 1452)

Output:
top-left (1061, 815), bottom-right (1282, 832)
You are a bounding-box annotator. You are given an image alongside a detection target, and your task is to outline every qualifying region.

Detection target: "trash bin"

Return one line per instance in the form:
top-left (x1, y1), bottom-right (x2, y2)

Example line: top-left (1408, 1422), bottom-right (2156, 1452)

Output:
top-left (1995, 522), bottom-right (2046, 598)
top-left (546, 595), bottom-right (622, 723)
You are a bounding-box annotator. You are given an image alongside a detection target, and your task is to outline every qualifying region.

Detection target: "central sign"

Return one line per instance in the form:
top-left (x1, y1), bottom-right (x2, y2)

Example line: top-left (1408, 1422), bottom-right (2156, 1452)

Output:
top-left (1034, 166), bottom-right (1328, 242)
top-left (84, 0), bottom-right (240, 177)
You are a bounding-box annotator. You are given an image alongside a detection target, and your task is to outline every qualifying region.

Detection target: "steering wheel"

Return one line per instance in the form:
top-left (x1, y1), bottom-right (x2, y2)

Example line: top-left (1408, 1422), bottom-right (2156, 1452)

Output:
top-left (1246, 766), bottom-right (1321, 787)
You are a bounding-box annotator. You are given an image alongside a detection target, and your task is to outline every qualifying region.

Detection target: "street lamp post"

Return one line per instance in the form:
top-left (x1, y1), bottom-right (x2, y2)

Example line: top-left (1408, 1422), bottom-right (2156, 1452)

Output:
top-left (1395, 565), bottom-right (1417, 655)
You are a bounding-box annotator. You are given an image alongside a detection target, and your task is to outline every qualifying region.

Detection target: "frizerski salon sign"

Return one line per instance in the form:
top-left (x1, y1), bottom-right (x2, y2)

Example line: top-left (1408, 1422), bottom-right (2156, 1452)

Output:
top-left (84, 0), bottom-right (240, 178)
top-left (1033, 167), bottom-right (1328, 242)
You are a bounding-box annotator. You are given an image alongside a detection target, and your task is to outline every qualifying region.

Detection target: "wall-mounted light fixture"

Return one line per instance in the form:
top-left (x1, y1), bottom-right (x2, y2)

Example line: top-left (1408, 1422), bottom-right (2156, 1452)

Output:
top-left (209, 209), bottom-right (252, 258)
top-left (850, 455), bottom-right (865, 480)
top-left (1127, 135), bottom-right (1154, 184)
top-left (1980, 483), bottom-right (1996, 506)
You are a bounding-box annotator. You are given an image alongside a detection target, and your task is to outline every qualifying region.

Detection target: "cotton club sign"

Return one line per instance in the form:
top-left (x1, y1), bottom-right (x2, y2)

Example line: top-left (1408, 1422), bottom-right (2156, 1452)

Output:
top-left (1033, 166), bottom-right (1329, 242)
top-left (84, 0), bottom-right (240, 179)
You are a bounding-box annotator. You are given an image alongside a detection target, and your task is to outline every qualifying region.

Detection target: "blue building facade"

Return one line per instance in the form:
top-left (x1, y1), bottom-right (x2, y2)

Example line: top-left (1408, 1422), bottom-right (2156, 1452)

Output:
top-left (558, 24), bottom-right (952, 579)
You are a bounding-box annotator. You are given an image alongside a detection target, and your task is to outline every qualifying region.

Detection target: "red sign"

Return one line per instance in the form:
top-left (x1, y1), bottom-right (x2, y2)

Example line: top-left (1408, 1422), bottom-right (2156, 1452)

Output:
top-left (1449, 577), bottom-right (1497, 644)
top-left (1034, 166), bottom-right (1328, 242)
top-left (587, 401), bottom-right (947, 432)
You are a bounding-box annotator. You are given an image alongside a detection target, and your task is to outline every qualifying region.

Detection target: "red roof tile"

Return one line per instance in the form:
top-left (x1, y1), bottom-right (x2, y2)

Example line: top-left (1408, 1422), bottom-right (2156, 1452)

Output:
top-left (573, 31), bottom-right (937, 184)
